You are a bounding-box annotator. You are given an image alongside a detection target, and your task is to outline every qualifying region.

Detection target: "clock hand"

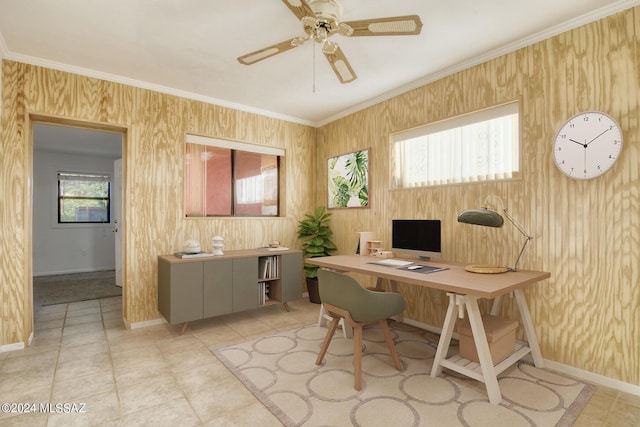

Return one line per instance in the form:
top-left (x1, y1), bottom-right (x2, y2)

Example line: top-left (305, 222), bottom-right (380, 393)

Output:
top-left (586, 128), bottom-right (610, 146)
top-left (570, 138), bottom-right (587, 148)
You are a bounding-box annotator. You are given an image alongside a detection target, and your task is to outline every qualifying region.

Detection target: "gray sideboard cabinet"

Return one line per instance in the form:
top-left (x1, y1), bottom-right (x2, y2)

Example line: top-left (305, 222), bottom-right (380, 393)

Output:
top-left (158, 249), bottom-right (303, 333)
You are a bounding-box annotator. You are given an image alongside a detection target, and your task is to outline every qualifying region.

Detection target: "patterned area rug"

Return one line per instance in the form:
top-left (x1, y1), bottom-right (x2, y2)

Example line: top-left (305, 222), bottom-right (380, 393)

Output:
top-left (33, 270), bottom-right (121, 306)
top-left (213, 322), bottom-right (594, 427)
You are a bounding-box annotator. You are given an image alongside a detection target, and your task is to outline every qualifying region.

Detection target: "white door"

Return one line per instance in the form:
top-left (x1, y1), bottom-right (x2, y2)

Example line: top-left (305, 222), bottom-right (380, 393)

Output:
top-left (114, 158), bottom-right (123, 287)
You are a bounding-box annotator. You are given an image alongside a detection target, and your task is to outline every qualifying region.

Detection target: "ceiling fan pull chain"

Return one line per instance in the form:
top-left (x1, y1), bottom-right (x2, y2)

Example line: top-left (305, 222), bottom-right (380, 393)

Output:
top-left (312, 40), bottom-right (316, 93)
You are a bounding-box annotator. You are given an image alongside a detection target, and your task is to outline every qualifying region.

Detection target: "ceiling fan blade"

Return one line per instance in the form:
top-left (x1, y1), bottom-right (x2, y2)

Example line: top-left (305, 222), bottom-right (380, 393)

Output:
top-left (343, 15), bottom-right (423, 36)
top-left (281, 0), bottom-right (314, 20)
top-left (237, 38), bottom-right (300, 65)
top-left (324, 44), bottom-right (357, 84)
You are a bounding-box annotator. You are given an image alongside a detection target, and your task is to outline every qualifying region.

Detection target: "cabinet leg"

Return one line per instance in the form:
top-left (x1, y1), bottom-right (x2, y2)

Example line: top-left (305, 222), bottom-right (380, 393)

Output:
top-left (282, 302), bottom-right (290, 312)
top-left (180, 322), bottom-right (189, 335)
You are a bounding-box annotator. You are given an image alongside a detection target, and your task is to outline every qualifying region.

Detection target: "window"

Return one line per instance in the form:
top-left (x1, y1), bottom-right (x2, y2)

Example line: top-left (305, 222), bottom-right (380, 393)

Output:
top-left (185, 135), bottom-right (283, 217)
top-left (390, 102), bottom-right (519, 188)
top-left (58, 171), bottom-right (110, 223)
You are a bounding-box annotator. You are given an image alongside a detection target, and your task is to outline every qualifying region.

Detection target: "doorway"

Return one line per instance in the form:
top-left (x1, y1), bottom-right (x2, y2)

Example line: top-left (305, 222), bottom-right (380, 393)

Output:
top-left (31, 119), bottom-right (125, 314)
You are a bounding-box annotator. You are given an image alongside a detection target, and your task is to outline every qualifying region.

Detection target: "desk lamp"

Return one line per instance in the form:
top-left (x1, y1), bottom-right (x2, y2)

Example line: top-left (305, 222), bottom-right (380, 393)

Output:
top-left (457, 195), bottom-right (532, 273)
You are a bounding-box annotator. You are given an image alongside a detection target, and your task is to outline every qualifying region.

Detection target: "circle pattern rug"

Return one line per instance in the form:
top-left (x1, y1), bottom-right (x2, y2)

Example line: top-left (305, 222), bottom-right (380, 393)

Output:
top-left (213, 322), bottom-right (594, 427)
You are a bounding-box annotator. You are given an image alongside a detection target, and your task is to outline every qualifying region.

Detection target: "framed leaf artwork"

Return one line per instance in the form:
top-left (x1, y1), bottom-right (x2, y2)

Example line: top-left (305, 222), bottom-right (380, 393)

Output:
top-left (327, 149), bottom-right (369, 208)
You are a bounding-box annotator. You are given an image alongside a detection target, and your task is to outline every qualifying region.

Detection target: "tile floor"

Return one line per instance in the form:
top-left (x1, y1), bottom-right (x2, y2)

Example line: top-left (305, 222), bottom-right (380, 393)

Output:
top-left (0, 296), bottom-right (638, 426)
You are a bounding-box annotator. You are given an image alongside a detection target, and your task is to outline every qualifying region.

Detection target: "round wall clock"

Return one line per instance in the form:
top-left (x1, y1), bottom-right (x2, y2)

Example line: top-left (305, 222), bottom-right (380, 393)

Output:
top-left (553, 111), bottom-right (623, 180)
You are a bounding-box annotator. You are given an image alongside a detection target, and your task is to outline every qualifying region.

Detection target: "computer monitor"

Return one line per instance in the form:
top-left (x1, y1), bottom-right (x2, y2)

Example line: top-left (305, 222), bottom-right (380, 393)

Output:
top-left (392, 219), bottom-right (442, 260)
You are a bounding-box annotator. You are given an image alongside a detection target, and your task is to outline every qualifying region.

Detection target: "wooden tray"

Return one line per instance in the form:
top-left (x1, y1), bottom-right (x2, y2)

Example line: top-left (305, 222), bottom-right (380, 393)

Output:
top-left (465, 265), bottom-right (508, 274)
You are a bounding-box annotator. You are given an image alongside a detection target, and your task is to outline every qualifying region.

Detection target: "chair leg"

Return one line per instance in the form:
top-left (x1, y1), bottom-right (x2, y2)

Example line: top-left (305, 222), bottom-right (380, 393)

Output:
top-left (379, 319), bottom-right (402, 371)
top-left (353, 325), bottom-right (363, 390)
top-left (316, 317), bottom-right (340, 365)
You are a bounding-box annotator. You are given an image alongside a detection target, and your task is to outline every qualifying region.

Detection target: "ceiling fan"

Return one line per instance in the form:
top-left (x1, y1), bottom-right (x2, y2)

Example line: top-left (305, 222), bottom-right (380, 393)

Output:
top-left (237, 0), bottom-right (423, 84)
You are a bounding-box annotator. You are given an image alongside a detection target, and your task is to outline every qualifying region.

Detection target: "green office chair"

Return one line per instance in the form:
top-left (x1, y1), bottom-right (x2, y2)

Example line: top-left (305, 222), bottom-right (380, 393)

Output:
top-left (315, 269), bottom-right (406, 390)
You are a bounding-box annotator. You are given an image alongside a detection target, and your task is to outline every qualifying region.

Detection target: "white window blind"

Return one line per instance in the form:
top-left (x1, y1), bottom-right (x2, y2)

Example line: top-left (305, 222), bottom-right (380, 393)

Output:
top-left (391, 102), bottom-right (519, 188)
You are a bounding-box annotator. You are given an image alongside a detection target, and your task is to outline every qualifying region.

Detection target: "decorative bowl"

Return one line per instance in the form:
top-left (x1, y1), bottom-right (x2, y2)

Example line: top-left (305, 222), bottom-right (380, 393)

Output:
top-left (183, 239), bottom-right (201, 253)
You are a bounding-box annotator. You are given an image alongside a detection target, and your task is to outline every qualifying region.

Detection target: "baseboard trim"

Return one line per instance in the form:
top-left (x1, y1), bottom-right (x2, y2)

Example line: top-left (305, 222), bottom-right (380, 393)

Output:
top-left (544, 359), bottom-right (640, 396)
top-left (0, 341), bottom-right (25, 353)
top-left (401, 316), bottom-right (639, 396)
top-left (129, 317), bottom-right (166, 329)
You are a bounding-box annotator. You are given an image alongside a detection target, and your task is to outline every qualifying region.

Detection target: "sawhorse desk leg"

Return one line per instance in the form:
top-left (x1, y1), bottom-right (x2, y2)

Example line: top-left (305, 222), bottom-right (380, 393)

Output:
top-left (431, 293), bottom-right (502, 405)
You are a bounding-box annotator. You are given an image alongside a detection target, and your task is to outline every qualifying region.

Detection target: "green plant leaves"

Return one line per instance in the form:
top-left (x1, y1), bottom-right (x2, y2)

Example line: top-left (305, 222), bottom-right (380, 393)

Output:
top-left (327, 150), bottom-right (368, 208)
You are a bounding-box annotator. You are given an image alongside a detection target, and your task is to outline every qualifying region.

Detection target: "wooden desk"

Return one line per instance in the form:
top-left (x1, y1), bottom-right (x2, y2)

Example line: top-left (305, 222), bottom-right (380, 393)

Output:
top-left (306, 255), bottom-right (550, 405)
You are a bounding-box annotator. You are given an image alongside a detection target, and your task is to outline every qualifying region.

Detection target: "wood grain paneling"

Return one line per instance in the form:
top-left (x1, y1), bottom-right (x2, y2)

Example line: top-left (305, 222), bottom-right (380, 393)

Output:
top-left (1, 61), bottom-right (316, 338)
top-left (316, 7), bottom-right (639, 385)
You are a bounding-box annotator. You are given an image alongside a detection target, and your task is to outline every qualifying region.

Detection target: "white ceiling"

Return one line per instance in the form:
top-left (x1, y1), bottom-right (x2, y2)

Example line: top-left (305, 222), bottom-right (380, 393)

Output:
top-left (33, 123), bottom-right (123, 159)
top-left (1, 0), bottom-right (638, 128)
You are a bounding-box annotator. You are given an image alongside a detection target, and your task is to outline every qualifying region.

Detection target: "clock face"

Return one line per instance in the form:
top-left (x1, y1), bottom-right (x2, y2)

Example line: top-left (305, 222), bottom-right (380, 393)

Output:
top-left (553, 111), bottom-right (623, 180)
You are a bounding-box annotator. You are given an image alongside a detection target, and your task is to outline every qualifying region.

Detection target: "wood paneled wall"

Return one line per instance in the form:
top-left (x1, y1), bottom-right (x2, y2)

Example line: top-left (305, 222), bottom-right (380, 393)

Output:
top-left (0, 61), bottom-right (316, 344)
top-left (317, 7), bottom-right (639, 385)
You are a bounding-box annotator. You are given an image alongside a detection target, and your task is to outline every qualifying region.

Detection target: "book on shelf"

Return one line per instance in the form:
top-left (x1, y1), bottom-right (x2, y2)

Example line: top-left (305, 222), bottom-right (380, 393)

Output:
top-left (173, 251), bottom-right (216, 259)
top-left (261, 246), bottom-right (289, 252)
top-left (258, 255), bottom-right (279, 279)
top-left (258, 282), bottom-right (270, 305)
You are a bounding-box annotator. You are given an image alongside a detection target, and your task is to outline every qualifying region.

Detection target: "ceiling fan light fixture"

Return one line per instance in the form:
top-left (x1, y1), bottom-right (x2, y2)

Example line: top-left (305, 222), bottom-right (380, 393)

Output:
top-left (322, 41), bottom-right (338, 54)
top-left (308, 0), bottom-right (341, 22)
top-left (238, 0), bottom-right (422, 84)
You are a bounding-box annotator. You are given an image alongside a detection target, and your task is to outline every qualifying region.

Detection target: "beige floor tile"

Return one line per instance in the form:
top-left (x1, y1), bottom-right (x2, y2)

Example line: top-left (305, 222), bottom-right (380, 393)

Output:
top-left (573, 412), bottom-right (605, 426)
top-left (113, 358), bottom-right (171, 389)
top-left (0, 412), bottom-right (48, 427)
top-left (157, 334), bottom-right (208, 357)
top-left (60, 329), bottom-right (106, 349)
top-left (46, 390), bottom-right (120, 427)
top-left (101, 309), bottom-right (122, 321)
top-left (617, 391), bottom-right (640, 407)
top-left (163, 346), bottom-right (222, 374)
top-left (577, 391), bottom-right (614, 423)
top-left (62, 321), bottom-right (104, 337)
top-left (204, 401), bottom-right (283, 427)
top-left (106, 330), bottom-right (158, 351)
top-left (225, 316), bottom-right (277, 338)
top-left (0, 350), bottom-right (58, 374)
top-left (110, 343), bottom-right (164, 369)
top-left (63, 312), bottom-right (102, 326)
top-left (32, 309), bottom-right (67, 323)
top-left (54, 352), bottom-right (112, 382)
top-left (121, 396), bottom-right (201, 426)
top-left (34, 318), bottom-right (64, 331)
top-left (118, 374), bottom-right (185, 415)
top-left (607, 399), bottom-right (640, 426)
top-left (191, 324), bottom-right (244, 348)
top-left (34, 304), bottom-right (67, 317)
top-left (52, 369), bottom-right (116, 402)
top-left (65, 305), bottom-right (101, 318)
top-left (0, 384), bottom-right (52, 421)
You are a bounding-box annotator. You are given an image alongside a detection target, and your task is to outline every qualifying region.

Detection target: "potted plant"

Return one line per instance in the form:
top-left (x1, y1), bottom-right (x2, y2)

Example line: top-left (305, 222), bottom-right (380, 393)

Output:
top-left (297, 206), bottom-right (337, 303)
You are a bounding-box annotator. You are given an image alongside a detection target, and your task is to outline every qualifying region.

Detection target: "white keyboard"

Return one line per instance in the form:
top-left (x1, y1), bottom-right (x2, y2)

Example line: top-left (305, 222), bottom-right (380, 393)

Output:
top-left (372, 259), bottom-right (414, 267)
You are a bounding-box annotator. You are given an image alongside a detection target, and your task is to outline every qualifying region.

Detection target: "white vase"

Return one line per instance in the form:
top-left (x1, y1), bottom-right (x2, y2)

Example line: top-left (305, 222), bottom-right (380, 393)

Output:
top-left (211, 236), bottom-right (224, 255)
